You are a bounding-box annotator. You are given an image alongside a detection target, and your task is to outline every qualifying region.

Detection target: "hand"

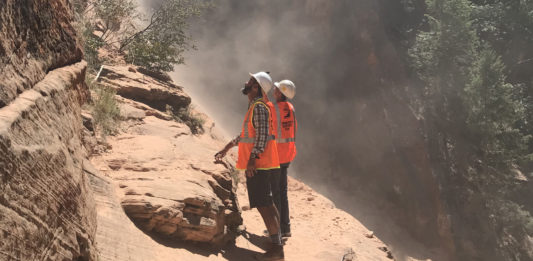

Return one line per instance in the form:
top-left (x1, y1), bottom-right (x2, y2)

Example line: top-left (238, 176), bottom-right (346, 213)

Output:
top-left (214, 149), bottom-right (227, 161)
top-left (245, 158), bottom-right (256, 178)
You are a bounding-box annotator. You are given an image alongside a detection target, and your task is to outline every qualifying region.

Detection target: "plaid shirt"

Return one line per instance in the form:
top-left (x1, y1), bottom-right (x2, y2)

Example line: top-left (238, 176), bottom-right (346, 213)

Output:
top-left (232, 97), bottom-right (269, 155)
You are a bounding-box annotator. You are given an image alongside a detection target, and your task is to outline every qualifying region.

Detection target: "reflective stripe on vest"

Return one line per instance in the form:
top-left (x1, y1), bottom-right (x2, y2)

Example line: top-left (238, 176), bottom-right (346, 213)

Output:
top-left (275, 101), bottom-right (297, 164)
top-left (277, 137), bottom-right (296, 143)
top-left (236, 99), bottom-right (280, 170)
top-left (239, 135), bottom-right (276, 144)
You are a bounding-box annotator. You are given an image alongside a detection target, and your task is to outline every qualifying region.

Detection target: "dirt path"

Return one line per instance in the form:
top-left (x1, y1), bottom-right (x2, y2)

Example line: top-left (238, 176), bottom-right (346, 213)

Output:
top-left (234, 177), bottom-right (396, 261)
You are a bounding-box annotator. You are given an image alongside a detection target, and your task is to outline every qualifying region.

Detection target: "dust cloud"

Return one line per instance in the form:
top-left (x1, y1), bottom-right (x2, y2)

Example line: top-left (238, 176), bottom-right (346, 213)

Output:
top-left (169, 0), bottom-right (388, 185)
top-left (140, 0), bottom-right (423, 208)
top-left (137, 0), bottom-right (444, 259)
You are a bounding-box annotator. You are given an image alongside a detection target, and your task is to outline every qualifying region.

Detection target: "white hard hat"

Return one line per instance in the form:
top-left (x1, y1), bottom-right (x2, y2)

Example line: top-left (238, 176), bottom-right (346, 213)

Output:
top-left (249, 72), bottom-right (273, 93)
top-left (274, 79), bottom-right (296, 99)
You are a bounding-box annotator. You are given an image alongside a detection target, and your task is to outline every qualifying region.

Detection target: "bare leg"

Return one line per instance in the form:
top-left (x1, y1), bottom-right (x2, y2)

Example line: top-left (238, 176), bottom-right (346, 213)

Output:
top-left (257, 204), bottom-right (280, 235)
top-left (257, 204), bottom-right (284, 260)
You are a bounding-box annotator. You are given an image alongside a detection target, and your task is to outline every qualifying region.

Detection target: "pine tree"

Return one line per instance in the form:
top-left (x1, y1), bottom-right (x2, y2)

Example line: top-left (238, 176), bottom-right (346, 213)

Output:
top-left (464, 48), bottom-right (526, 169)
top-left (408, 0), bottom-right (532, 259)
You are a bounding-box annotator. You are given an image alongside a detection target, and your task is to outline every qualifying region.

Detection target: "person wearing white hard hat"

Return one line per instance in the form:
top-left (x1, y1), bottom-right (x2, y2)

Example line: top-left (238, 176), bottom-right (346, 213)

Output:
top-left (215, 72), bottom-right (284, 260)
top-left (273, 80), bottom-right (297, 239)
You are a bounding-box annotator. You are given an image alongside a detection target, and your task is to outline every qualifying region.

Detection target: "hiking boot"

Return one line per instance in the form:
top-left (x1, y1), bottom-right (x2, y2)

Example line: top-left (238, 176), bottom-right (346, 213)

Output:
top-left (259, 244), bottom-right (284, 261)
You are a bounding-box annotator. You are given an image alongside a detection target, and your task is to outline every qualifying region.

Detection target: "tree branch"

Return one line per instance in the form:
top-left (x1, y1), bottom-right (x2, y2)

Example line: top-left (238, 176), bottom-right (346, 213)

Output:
top-left (119, 6), bottom-right (162, 51)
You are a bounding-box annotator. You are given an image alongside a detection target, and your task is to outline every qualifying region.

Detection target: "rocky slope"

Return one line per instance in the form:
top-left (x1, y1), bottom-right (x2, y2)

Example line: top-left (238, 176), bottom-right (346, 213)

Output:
top-left (0, 1), bottom-right (97, 260)
top-left (88, 66), bottom-right (243, 254)
top-left (0, 0), bottom-right (82, 108)
top-left (86, 65), bottom-right (419, 260)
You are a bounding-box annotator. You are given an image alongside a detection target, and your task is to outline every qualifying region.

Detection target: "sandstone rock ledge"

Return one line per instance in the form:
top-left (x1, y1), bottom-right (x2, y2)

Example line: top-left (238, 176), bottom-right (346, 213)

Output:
top-left (0, 61), bottom-right (97, 260)
top-left (90, 66), bottom-right (242, 253)
top-left (99, 66), bottom-right (191, 112)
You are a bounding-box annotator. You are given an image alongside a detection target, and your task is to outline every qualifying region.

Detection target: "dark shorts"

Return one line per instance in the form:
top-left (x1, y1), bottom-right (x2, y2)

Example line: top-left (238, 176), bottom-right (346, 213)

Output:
top-left (246, 169), bottom-right (280, 208)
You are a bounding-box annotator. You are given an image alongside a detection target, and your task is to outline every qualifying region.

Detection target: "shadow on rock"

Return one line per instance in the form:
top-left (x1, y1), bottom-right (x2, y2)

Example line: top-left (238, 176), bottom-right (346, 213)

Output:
top-left (220, 244), bottom-right (263, 261)
top-left (240, 230), bottom-right (271, 251)
top-left (137, 227), bottom-right (218, 257)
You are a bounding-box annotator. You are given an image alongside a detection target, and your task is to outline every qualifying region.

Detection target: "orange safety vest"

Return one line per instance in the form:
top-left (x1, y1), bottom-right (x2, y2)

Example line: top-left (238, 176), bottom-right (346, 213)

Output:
top-left (275, 101), bottom-right (297, 164)
top-left (266, 100), bottom-right (277, 136)
top-left (236, 99), bottom-right (280, 170)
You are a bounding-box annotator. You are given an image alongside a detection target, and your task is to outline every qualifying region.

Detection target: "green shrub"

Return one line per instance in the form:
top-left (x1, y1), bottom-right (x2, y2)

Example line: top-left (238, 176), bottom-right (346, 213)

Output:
top-left (120, 0), bottom-right (209, 72)
top-left (89, 80), bottom-right (120, 136)
top-left (464, 48), bottom-right (527, 168)
top-left (73, 0), bottom-right (207, 73)
top-left (166, 104), bottom-right (205, 135)
top-left (488, 199), bottom-right (533, 253)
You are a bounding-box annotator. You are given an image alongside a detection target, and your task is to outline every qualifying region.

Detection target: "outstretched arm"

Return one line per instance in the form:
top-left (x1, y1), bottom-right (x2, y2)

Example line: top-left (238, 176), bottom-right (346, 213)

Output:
top-left (214, 135), bottom-right (240, 161)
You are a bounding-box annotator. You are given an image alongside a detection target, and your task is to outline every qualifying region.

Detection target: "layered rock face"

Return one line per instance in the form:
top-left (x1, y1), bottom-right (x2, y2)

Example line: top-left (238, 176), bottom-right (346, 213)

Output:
top-left (90, 66), bottom-right (242, 255)
top-left (99, 66), bottom-right (191, 112)
top-left (0, 1), bottom-right (97, 260)
top-left (0, 0), bottom-right (82, 108)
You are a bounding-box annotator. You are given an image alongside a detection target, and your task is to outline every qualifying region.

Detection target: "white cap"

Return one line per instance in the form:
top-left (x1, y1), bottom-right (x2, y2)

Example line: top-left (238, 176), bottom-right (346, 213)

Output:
top-left (249, 72), bottom-right (273, 93)
top-left (274, 79), bottom-right (296, 99)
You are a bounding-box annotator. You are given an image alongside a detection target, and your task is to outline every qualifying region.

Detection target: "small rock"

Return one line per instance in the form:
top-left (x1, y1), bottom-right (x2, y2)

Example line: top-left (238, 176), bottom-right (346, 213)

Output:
top-left (108, 163), bottom-right (121, 171)
top-left (107, 159), bottom-right (126, 170)
top-left (128, 66), bottom-right (137, 73)
top-left (378, 246), bottom-right (394, 260)
top-left (242, 205), bottom-right (250, 211)
top-left (364, 231), bottom-right (374, 238)
top-left (307, 197), bottom-right (315, 201)
top-left (81, 111), bottom-right (94, 131)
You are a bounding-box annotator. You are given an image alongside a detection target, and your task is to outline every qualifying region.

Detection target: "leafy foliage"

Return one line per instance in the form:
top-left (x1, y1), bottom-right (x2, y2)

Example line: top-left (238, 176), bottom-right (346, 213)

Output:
top-left (93, 0), bottom-right (138, 42)
top-left (464, 49), bottom-right (528, 168)
top-left (73, 2), bottom-right (105, 72)
top-left (470, 0), bottom-right (533, 168)
top-left (408, 0), bottom-right (479, 136)
top-left (407, 0), bottom-right (532, 259)
top-left (73, 0), bottom-right (208, 72)
top-left (122, 0), bottom-right (207, 72)
top-left (82, 24), bottom-right (105, 72)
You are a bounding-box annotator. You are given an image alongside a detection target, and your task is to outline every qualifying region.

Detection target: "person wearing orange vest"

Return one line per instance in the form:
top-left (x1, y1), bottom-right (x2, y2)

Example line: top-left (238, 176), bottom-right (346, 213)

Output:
top-left (273, 79), bottom-right (297, 239)
top-left (215, 72), bottom-right (284, 261)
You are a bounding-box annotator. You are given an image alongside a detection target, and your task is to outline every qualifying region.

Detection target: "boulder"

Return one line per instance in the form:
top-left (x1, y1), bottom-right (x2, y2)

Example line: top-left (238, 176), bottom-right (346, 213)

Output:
top-left (137, 67), bottom-right (173, 83)
top-left (98, 66), bottom-right (191, 112)
top-left (100, 114), bottom-right (242, 246)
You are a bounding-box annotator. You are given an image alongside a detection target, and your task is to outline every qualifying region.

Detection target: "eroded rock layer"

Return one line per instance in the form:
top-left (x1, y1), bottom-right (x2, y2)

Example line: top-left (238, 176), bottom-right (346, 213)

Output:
top-left (91, 66), bottom-right (242, 250)
top-left (0, 0), bottom-right (82, 107)
top-left (0, 61), bottom-right (96, 260)
top-left (0, 1), bottom-right (96, 259)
